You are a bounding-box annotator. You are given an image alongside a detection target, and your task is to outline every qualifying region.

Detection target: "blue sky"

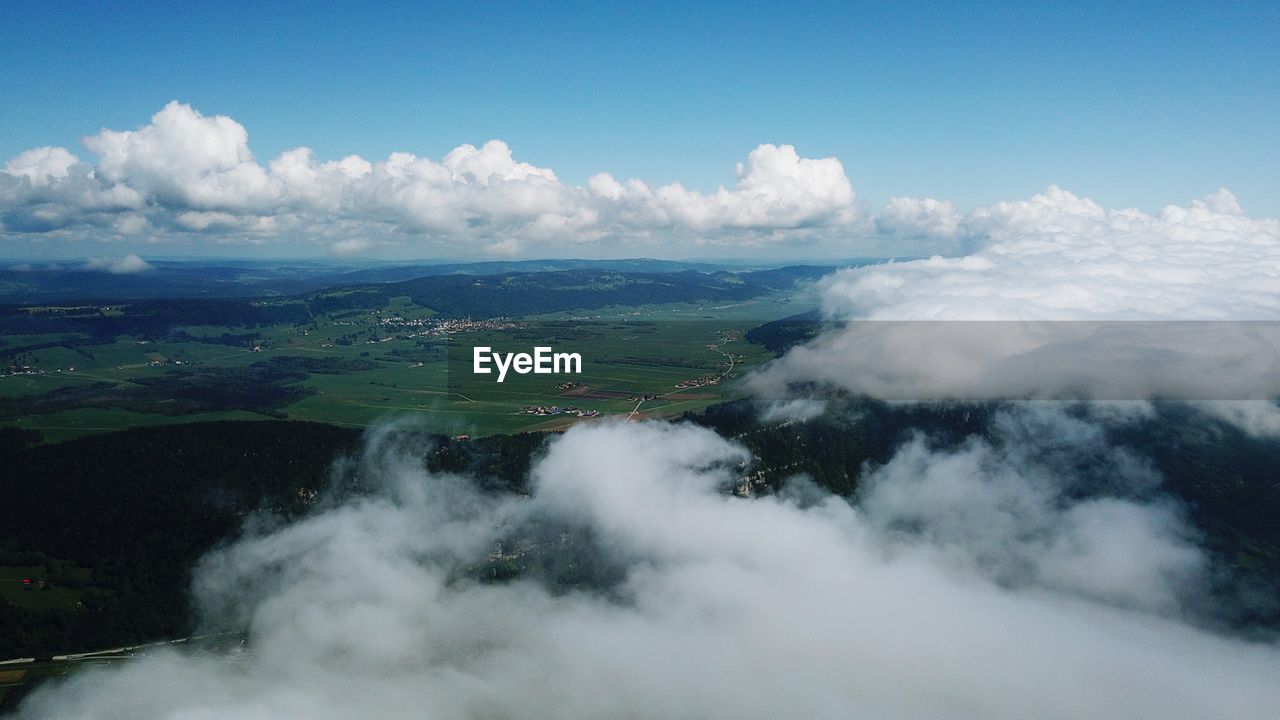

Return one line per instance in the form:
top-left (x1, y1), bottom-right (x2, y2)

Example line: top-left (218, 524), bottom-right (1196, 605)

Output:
top-left (1, 1), bottom-right (1277, 259)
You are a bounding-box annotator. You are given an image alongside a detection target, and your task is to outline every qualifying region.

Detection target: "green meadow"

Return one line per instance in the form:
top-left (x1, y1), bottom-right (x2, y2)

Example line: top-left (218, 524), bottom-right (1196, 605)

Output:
top-left (2, 292), bottom-right (804, 442)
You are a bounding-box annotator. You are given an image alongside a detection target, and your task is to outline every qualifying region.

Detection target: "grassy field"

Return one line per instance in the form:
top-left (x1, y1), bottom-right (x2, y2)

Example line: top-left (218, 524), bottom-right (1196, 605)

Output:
top-left (1, 291), bottom-right (807, 441)
top-left (4, 408), bottom-right (274, 445)
top-left (0, 566), bottom-right (83, 611)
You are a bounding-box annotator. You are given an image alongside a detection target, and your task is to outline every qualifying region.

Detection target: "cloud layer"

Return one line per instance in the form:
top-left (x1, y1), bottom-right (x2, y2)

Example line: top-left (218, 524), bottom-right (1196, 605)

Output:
top-left (79, 253), bottom-right (152, 274)
top-left (1, 102), bottom-right (857, 253)
top-left (849, 186), bottom-right (1280, 320)
top-left (13, 418), bottom-right (1280, 719)
top-left (751, 186), bottom-right (1280, 424)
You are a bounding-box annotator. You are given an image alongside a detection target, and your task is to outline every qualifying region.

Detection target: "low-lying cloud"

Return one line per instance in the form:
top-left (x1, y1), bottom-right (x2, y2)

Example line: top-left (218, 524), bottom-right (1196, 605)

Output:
top-left (14, 418), bottom-right (1280, 719)
top-left (751, 186), bottom-right (1280, 430)
top-left (79, 253), bottom-right (152, 274)
top-left (845, 187), bottom-right (1279, 321)
top-left (751, 320), bottom-right (1280, 403)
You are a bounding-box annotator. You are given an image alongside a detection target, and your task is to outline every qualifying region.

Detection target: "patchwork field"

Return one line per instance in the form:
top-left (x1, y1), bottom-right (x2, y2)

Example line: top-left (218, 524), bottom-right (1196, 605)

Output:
top-left (2, 291), bottom-right (808, 441)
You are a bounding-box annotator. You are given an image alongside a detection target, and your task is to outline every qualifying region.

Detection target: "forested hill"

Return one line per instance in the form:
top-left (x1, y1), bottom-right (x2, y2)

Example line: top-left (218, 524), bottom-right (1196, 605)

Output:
top-left (0, 422), bottom-right (359, 661)
top-left (308, 266), bottom-right (835, 317)
top-left (0, 266), bottom-right (836, 338)
top-left (3, 398), bottom-right (1279, 663)
top-left (0, 258), bottom-right (850, 304)
top-left (0, 259), bottom-right (728, 303)
top-left (0, 421), bottom-right (543, 662)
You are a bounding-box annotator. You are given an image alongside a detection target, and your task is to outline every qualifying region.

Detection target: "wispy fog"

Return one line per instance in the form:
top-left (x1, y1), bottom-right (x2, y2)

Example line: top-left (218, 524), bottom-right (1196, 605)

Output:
top-left (16, 417), bottom-right (1280, 719)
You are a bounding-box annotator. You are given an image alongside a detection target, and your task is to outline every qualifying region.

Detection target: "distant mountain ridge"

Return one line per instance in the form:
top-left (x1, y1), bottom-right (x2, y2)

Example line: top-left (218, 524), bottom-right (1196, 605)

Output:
top-left (0, 257), bottom-right (885, 304)
top-left (307, 266), bottom-right (837, 318)
top-left (0, 265), bottom-right (839, 338)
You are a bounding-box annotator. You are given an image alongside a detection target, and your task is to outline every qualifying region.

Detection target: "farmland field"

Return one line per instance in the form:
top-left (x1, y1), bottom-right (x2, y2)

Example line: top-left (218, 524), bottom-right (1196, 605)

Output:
top-left (1, 273), bottom-right (818, 441)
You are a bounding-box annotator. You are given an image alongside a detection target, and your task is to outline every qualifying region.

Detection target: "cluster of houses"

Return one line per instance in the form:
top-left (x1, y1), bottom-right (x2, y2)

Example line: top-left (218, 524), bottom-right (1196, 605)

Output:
top-left (675, 375), bottom-right (721, 390)
top-left (5, 364), bottom-right (78, 377)
top-left (295, 487), bottom-right (319, 506)
top-left (735, 469), bottom-right (771, 497)
top-left (5, 364), bottom-right (40, 376)
top-left (520, 405), bottom-right (599, 417)
top-left (376, 315), bottom-right (523, 340)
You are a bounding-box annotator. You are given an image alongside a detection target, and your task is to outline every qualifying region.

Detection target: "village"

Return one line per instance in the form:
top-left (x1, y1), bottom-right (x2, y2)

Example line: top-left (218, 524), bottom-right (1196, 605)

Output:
top-left (519, 404), bottom-right (600, 418)
top-left (376, 314), bottom-right (524, 340)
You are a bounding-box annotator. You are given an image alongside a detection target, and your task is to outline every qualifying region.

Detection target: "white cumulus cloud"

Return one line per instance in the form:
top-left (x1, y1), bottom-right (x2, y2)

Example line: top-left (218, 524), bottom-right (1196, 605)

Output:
top-left (587, 143), bottom-right (856, 233)
top-left (3, 146), bottom-right (81, 187)
top-left (824, 187), bottom-right (1280, 321)
top-left (0, 103), bottom-right (860, 252)
top-left (82, 101), bottom-right (277, 212)
top-left (874, 196), bottom-right (961, 240)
